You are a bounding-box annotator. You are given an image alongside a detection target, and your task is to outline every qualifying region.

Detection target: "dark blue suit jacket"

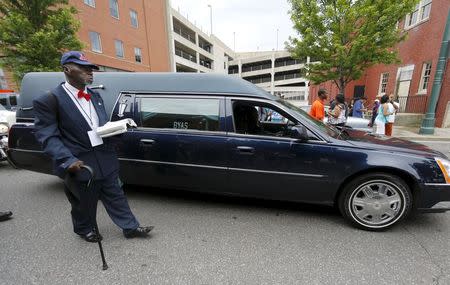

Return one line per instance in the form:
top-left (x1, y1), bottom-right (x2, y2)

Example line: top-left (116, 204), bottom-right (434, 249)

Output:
top-left (33, 83), bottom-right (119, 181)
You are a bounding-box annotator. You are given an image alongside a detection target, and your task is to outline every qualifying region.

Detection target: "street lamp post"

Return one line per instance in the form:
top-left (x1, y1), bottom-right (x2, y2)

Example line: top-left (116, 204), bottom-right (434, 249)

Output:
top-left (419, 9), bottom-right (450, 134)
top-left (208, 4), bottom-right (213, 35)
top-left (276, 28), bottom-right (279, 51)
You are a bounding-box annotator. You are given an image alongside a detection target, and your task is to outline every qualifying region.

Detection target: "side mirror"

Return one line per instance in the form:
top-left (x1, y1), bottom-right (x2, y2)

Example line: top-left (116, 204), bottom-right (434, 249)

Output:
top-left (290, 125), bottom-right (309, 141)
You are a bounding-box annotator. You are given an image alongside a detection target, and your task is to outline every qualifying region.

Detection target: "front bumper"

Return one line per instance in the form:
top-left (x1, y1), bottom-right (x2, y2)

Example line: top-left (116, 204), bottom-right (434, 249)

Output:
top-left (416, 183), bottom-right (450, 213)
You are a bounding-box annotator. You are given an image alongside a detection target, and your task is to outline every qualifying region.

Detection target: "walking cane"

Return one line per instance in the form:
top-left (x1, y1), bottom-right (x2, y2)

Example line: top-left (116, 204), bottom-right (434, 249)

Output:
top-left (65, 165), bottom-right (108, 270)
top-left (80, 165), bottom-right (109, 270)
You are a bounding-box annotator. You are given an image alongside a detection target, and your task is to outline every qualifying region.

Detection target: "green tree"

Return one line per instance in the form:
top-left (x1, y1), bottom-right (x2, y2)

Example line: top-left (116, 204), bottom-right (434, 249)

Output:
top-left (288, 0), bottom-right (420, 95)
top-left (0, 0), bottom-right (83, 84)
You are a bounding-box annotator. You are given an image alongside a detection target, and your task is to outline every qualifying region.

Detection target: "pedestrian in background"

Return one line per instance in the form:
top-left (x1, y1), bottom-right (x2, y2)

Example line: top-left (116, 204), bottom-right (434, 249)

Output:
top-left (352, 96), bottom-right (367, 118)
top-left (385, 94), bottom-right (400, 136)
top-left (33, 51), bottom-right (153, 242)
top-left (368, 98), bottom-right (380, 128)
top-left (328, 93), bottom-right (347, 127)
top-left (309, 88), bottom-right (328, 121)
top-left (374, 94), bottom-right (393, 135)
top-left (348, 99), bottom-right (354, 117)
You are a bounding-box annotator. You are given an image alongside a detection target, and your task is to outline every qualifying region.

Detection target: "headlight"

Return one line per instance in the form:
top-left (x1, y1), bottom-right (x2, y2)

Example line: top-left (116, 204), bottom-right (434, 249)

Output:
top-left (0, 123), bottom-right (8, 135)
top-left (435, 157), bottom-right (450, 183)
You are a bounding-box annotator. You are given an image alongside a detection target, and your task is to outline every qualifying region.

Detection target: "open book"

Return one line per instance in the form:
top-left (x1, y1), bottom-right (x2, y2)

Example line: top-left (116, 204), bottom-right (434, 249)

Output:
top-left (96, 118), bottom-right (137, 138)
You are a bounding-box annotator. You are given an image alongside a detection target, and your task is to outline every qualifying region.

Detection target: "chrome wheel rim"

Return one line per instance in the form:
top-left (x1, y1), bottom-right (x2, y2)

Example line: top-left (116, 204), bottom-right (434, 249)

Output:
top-left (349, 180), bottom-right (405, 228)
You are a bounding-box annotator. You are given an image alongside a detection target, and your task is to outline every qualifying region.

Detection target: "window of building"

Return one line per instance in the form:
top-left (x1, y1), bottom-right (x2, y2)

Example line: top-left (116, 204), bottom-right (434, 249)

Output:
top-left (228, 65), bottom-right (239, 74)
top-left (378, 73), bottom-right (389, 95)
top-left (130, 10), bottom-right (138, 28)
top-left (405, 0), bottom-right (432, 28)
top-left (140, 98), bottom-right (220, 131)
top-left (399, 65), bottom-right (415, 81)
top-left (109, 0), bottom-right (119, 19)
top-left (420, 0), bottom-right (432, 20)
top-left (89, 31), bottom-right (102, 53)
top-left (134, 47), bottom-right (142, 63)
top-left (419, 62), bottom-right (432, 93)
top-left (84, 0), bottom-right (95, 7)
top-left (114, 40), bottom-right (124, 58)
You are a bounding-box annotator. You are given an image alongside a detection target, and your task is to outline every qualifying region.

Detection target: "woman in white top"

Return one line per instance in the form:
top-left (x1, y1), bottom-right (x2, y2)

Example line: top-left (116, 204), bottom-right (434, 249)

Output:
top-left (328, 93), bottom-right (347, 127)
top-left (374, 94), bottom-right (393, 135)
top-left (385, 94), bottom-right (399, 136)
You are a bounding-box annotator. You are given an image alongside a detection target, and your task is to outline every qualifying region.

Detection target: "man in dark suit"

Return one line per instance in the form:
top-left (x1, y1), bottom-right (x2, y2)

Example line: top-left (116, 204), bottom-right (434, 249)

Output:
top-left (33, 51), bottom-right (153, 242)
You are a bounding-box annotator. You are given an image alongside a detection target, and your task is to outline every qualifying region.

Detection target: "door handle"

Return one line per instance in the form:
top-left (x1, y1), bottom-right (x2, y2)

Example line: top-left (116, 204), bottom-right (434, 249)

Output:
top-left (236, 146), bottom-right (255, 154)
top-left (140, 139), bottom-right (155, 147)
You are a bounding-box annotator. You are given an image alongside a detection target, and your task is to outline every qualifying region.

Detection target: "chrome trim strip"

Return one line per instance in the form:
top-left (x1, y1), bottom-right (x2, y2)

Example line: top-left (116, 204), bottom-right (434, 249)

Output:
top-left (8, 148), bottom-right (42, 154)
top-left (133, 128), bottom-right (228, 136)
top-left (118, 158), bottom-right (227, 170)
top-left (229, 167), bottom-right (325, 178)
top-left (127, 91), bottom-right (255, 97)
top-left (118, 158), bottom-right (324, 178)
top-left (226, 132), bottom-right (329, 144)
top-left (424, 183), bottom-right (450, 187)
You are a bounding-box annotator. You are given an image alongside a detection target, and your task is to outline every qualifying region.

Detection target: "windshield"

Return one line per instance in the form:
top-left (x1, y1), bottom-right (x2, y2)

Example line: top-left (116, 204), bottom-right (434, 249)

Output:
top-left (277, 99), bottom-right (345, 139)
top-left (0, 104), bottom-right (6, 111)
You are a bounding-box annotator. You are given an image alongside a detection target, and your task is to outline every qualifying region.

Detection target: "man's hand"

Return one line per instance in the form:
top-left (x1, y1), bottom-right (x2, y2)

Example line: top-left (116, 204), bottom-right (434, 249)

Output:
top-left (68, 160), bottom-right (84, 173)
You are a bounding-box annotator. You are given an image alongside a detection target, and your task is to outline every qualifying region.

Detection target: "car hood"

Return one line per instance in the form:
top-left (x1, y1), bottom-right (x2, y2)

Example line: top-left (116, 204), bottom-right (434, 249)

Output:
top-left (343, 129), bottom-right (446, 158)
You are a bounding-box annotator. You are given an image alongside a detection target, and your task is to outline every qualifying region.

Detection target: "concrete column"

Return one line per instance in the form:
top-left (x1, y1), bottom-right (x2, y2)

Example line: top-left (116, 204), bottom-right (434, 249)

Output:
top-left (238, 59), bottom-right (242, 77)
top-left (271, 53), bottom-right (275, 95)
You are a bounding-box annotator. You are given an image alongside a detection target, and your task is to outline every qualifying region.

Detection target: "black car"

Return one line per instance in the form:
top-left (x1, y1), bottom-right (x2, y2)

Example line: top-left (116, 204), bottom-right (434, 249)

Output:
top-left (8, 72), bottom-right (450, 231)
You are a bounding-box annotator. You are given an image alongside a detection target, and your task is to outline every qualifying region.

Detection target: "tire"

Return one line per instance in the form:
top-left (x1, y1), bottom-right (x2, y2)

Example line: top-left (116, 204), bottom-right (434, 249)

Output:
top-left (338, 173), bottom-right (412, 231)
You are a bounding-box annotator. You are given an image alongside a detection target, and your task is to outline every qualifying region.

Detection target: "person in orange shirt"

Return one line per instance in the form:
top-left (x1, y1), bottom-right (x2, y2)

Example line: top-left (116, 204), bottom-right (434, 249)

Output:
top-left (309, 89), bottom-right (328, 121)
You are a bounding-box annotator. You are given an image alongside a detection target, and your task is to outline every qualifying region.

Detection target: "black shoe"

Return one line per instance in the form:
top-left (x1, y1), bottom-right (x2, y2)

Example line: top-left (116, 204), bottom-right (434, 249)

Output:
top-left (124, 226), bottom-right (154, 238)
top-left (0, 211), bottom-right (12, 222)
top-left (78, 231), bottom-right (103, 243)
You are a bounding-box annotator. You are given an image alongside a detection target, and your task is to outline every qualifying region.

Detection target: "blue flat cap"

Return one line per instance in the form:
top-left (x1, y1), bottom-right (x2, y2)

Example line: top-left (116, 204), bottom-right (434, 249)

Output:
top-left (61, 51), bottom-right (99, 69)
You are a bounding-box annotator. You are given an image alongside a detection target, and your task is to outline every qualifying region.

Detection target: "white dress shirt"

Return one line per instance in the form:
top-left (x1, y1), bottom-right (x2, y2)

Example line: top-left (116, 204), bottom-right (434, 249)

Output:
top-left (62, 82), bottom-right (99, 129)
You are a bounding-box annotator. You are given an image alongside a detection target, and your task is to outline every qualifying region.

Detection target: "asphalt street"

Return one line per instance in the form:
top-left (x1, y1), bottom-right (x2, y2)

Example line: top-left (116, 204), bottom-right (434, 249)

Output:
top-left (1, 141), bottom-right (450, 285)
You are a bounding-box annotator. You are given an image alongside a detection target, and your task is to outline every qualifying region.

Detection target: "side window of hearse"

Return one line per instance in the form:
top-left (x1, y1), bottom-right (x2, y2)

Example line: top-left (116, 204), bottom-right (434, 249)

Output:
top-left (140, 97), bottom-right (220, 131)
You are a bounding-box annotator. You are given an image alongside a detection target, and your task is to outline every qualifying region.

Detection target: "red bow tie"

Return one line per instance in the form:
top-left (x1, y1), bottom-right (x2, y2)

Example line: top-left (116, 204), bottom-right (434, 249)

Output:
top-left (77, 90), bottom-right (91, 101)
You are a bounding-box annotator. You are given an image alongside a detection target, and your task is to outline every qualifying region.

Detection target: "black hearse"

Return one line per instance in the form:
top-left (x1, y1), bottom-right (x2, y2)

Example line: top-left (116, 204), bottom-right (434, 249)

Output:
top-left (8, 72), bottom-right (450, 231)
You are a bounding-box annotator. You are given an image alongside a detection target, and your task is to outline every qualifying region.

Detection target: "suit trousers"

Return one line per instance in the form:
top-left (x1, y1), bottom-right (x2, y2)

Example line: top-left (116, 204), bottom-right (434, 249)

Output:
top-left (63, 170), bottom-right (139, 235)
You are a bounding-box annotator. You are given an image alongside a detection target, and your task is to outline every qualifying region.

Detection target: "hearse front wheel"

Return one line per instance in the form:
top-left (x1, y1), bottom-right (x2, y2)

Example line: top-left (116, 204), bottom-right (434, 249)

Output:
top-left (338, 173), bottom-right (412, 231)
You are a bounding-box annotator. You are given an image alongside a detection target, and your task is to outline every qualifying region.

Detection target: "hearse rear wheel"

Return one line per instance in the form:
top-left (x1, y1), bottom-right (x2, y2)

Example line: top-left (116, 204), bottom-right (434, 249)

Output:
top-left (338, 173), bottom-right (412, 231)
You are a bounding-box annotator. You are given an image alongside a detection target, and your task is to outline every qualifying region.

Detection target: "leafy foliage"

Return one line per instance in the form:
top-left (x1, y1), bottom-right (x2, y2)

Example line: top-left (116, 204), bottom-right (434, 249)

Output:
top-left (0, 0), bottom-right (83, 83)
top-left (288, 0), bottom-right (420, 94)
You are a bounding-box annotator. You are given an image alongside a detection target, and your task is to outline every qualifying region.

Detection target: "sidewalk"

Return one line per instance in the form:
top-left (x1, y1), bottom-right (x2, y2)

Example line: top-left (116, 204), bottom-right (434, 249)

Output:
top-left (392, 126), bottom-right (450, 141)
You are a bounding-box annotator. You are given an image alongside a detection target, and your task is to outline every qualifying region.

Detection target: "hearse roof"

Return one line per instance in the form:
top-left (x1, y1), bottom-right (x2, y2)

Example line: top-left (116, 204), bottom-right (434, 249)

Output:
top-left (18, 72), bottom-right (277, 119)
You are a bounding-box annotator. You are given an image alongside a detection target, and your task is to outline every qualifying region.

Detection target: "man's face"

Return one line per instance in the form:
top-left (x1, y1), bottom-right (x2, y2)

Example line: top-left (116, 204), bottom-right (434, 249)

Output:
top-left (64, 63), bottom-right (94, 86)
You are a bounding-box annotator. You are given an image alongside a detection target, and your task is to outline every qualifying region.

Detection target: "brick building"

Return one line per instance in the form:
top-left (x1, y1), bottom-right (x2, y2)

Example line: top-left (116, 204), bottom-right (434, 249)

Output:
top-left (68, 0), bottom-right (170, 72)
top-left (310, 0), bottom-right (450, 127)
top-left (0, 0), bottom-right (171, 92)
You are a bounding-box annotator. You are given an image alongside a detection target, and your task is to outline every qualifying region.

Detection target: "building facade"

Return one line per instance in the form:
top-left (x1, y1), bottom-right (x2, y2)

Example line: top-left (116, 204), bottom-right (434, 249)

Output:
top-left (70, 0), bottom-right (171, 72)
top-left (228, 51), bottom-right (310, 106)
top-left (1, 0), bottom-right (172, 92)
top-left (167, 8), bottom-right (235, 74)
top-left (310, 0), bottom-right (450, 127)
